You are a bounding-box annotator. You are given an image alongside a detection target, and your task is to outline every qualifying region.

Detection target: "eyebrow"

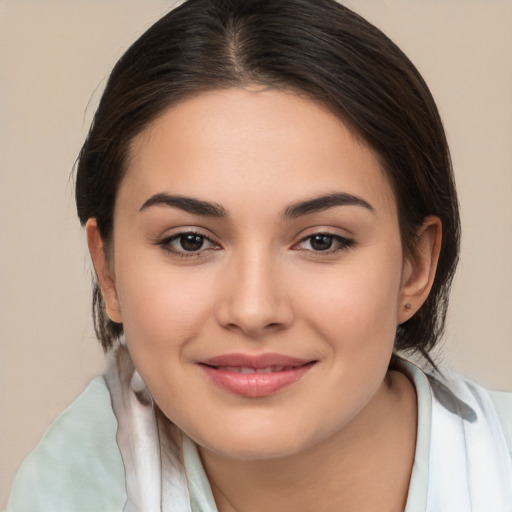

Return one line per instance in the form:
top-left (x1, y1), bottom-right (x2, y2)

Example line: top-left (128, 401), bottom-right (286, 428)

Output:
top-left (139, 193), bottom-right (227, 217)
top-left (139, 191), bottom-right (373, 219)
top-left (282, 192), bottom-right (374, 219)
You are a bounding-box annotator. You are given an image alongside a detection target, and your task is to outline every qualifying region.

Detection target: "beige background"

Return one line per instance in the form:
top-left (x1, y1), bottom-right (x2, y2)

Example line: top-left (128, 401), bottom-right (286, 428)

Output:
top-left (1, 0), bottom-right (511, 505)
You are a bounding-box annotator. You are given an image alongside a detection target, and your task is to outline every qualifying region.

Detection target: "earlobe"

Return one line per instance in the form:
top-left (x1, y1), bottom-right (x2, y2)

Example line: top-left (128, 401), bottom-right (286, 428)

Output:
top-left (398, 216), bottom-right (442, 324)
top-left (86, 219), bottom-right (123, 324)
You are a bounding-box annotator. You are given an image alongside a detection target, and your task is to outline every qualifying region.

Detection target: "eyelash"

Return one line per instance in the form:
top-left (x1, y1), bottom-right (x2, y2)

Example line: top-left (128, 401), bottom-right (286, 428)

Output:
top-left (157, 231), bottom-right (220, 258)
top-left (157, 230), bottom-right (355, 259)
top-left (293, 232), bottom-right (355, 254)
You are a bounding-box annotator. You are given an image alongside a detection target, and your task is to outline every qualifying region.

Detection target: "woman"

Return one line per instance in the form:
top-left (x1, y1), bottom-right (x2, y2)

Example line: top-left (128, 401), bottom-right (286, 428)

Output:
top-left (6, 0), bottom-right (512, 510)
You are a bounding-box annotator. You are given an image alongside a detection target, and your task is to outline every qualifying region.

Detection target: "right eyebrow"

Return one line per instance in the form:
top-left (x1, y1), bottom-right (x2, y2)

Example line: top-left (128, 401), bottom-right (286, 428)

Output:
top-left (139, 193), bottom-right (228, 218)
top-left (282, 192), bottom-right (374, 219)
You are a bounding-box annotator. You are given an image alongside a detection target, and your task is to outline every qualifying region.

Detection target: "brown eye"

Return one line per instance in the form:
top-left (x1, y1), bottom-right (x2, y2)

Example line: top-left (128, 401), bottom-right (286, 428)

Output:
top-left (178, 233), bottom-right (206, 252)
top-left (159, 231), bottom-right (219, 256)
top-left (295, 232), bottom-right (354, 253)
top-left (310, 235), bottom-right (334, 251)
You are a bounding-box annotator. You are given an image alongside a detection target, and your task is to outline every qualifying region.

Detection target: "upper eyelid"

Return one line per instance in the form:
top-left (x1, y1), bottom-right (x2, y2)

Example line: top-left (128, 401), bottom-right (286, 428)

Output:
top-left (292, 232), bottom-right (355, 252)
top-left (157, 227), bottom-right (219, 243)
top-left (296, 233), bottom-right (352, 244)
top-left (163, 232), bottom-right (219, 247)
top-left (157, 232), bottom-right (221, 259)
top-left (154, 230), bottom-right (219, 255)
top-left (298, 231), bottom-right (349, 241)
top-left (297, 224), bottom-right (355, 237)
top-left (294, 228), bottom-right (353, 244)
top-left (165, 230), bottom-right (212, 241)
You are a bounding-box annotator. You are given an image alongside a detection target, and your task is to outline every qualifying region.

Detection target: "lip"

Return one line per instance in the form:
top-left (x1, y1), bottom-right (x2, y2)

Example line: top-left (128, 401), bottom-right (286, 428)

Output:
top-left (198, 353), bottom-right (317, 398)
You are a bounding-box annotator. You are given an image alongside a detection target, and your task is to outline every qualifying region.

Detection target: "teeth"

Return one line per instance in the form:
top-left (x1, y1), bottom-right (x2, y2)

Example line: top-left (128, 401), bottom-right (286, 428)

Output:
top-left (216, 366), bottom-right (287, 373)
top-left (256, 368), bottom-right (273, 374)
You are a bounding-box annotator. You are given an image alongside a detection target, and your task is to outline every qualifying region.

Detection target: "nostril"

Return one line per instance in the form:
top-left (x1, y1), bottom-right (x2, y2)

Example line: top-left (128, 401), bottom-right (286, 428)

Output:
top-left (214, 278), bottom-right (294, 335)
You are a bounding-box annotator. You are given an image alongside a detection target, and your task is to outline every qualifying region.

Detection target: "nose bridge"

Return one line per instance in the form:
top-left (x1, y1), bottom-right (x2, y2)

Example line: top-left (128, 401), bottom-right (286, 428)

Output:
top-left (216, 241), bottom-right (292, 335)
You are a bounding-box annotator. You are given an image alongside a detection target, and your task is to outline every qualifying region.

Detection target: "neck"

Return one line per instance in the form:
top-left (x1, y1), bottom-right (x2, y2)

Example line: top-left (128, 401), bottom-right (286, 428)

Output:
top-left (199, 371), bottom-right (417, 512)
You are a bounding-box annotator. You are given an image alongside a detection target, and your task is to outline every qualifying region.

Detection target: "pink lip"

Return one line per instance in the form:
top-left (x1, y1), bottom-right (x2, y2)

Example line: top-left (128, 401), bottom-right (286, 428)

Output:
top-left (198, 353), bottom-right (317, 398)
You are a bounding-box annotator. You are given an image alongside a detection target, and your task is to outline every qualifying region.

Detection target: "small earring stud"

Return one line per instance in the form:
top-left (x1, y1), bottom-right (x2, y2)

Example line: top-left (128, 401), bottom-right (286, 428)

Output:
top-left (405, 303), bottom-right (413, 311)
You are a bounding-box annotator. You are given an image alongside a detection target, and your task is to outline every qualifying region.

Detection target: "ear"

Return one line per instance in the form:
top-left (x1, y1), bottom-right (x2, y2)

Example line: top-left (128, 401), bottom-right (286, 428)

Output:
top-left (398, 215), bottom-right (442, 324)
top-left (86, 218), bottom-right (123, 323)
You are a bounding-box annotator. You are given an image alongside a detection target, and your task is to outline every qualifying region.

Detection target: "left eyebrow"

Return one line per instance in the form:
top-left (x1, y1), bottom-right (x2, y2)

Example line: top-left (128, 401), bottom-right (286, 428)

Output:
top-left (282, 192), bottom-right (374, 219)
top-left (139, 193), bottom-right (227, 218)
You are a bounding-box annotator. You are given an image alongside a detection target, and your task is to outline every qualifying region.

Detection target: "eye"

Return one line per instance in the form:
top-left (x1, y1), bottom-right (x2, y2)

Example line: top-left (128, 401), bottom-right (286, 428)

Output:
top-left (295, 233), bottom-right (354, 253)
top-left (158, 231), bottom-right (219, 256)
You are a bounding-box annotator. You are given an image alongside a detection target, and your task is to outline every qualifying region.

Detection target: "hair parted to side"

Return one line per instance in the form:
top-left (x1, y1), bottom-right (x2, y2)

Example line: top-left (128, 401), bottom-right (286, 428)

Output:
top-left (76, 0), bottom-right (460, 364)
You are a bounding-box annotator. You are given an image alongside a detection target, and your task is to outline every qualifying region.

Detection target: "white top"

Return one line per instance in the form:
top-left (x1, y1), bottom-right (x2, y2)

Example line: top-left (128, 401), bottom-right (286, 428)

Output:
top-left (6, 355), bottom-right (512, 511)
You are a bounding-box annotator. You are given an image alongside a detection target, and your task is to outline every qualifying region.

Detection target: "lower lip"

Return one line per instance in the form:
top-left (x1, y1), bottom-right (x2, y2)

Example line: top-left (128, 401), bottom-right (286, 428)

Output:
top-left (199, 363), bottom-right (315, 398)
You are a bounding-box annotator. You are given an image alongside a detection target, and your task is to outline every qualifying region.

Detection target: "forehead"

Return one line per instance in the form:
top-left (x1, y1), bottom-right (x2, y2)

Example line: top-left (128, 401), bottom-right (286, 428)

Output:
top-left (121, 87), bottom-right (397, 218)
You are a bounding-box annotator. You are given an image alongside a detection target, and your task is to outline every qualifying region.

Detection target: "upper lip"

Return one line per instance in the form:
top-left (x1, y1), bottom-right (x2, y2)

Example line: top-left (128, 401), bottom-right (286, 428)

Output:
top-left (199, 353), bottom-right (315, 369)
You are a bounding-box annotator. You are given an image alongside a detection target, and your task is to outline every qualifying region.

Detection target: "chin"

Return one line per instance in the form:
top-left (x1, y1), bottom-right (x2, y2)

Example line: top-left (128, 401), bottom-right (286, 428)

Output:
top-left (191, 421), bottom-right (325, 461)
top-left (202, 440), bottom-right (305, 461)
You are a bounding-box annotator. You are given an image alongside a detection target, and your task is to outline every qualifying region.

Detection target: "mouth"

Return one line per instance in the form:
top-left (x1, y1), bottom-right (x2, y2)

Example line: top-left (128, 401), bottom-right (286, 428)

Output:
top-left (198, 353), bottom-right (317, 398)
top-left (212, 365), bottom-right (306, 374)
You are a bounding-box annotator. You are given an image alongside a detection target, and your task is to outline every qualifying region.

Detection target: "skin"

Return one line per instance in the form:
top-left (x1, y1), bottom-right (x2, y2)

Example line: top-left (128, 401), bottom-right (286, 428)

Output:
top-left (87, 87), bottom-right (441, 511)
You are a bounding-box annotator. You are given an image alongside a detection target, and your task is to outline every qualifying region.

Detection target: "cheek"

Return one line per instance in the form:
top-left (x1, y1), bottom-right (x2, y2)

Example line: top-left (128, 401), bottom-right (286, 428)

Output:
top-left (295, 247), bottom-right (403, 352)
top-left (113, 250), bottom-right (215, 357)
top-left (113, 266), bottom-right (211, 415)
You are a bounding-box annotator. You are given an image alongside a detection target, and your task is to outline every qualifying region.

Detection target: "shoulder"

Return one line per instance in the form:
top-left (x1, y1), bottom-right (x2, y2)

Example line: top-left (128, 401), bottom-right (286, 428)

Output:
top-left (487, 389), bottom-right (512, 458)
top-left (401, 358), bottom-right (512, 459)
top-left (6, 376), bottom-right (126, 512)
top-left (443, 371), bottom-right (512, 459)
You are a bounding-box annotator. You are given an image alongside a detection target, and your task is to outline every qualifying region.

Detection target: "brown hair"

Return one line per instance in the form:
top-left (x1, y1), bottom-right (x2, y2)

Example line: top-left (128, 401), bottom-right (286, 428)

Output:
top-left (76, 0), bottom-right (460, 364)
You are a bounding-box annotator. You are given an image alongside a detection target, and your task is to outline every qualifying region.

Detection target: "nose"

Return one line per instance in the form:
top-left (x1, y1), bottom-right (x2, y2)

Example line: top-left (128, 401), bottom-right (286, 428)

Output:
top-left (215, 250), bottom-right (294, 338)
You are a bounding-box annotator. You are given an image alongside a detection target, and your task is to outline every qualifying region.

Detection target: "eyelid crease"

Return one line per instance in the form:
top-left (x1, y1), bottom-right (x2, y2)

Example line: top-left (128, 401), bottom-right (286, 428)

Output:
top-left (151, 225), bottom-right (220, 244)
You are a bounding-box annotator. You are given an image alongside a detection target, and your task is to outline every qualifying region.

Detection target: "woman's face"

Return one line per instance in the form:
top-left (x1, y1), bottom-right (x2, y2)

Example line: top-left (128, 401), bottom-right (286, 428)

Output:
top-left (94, 88), bottom-right (422, 459)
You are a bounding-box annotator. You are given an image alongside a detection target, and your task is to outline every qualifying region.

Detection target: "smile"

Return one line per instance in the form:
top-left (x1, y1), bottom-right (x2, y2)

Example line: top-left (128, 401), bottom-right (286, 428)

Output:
top-left (198, 353), bottom-right (317, 398)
